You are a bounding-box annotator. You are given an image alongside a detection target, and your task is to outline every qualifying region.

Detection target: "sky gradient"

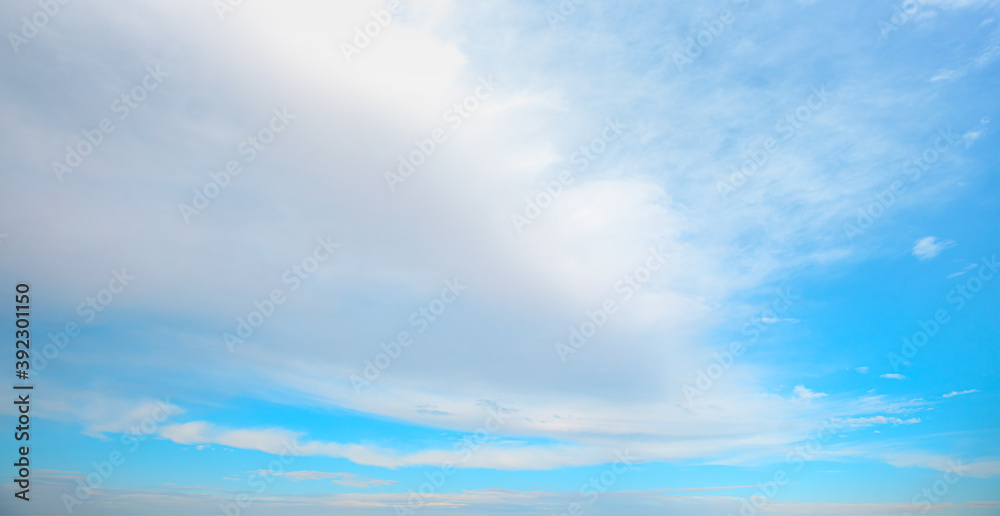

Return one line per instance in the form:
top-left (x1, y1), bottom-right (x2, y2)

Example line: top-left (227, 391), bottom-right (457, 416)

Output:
top-left (1, 0), bottom-right (999, 515)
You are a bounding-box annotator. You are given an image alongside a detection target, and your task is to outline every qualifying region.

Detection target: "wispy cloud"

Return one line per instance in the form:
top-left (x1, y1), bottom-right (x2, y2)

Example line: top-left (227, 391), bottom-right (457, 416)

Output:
top-left (912, 236), bottom-right (955, 260)
top-left (929, 26), bottom-right (1000, 81)
top-left (881, 373), bottom-right (906, 380)
top-left (834, 416), bottom-right (921, 427)
top-left (252, 470), bottom-right (397, 488)
top-left (793, 385), bottom-right (828, 401)
top-left (416, 404), bottom-right (452, 416)
top-left (943, 389), bottom-right (980, 398)
top-left (947, 263), bottom-right (978, 278)
top-left (760, 317), bottom-right (800, 324)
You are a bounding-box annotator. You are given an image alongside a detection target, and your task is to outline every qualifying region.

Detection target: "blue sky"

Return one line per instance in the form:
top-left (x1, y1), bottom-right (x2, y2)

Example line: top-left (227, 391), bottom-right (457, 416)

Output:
top-left (1, 0), bottom-right (999, 514)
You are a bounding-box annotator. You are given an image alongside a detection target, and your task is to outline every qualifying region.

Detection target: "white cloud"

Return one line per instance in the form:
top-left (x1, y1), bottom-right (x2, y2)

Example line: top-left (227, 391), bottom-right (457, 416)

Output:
top-left (881, 373), bottom-right (906, 380)
top-left (947, 263), bottom-right (978, 278)
top-left (12, 478), bottom-right (990, 516)
top-left (912, 237), bottom-right (955, 260)
top-left (793, 385), bottom-right (828, 401)
top-left (880, 452), bottom-right (1000, 479)
top-left (929, 27), bottom-right (1000, 82)
top-left (29, 389), bottom-right (184, 439)
top-left (760, 317), bottom-right (800, 324)
top-left (253, 470), bottom-right (397, 488)
top-left (921, 0), bottom-right (995, 10)
top-left (150, 389), bottom-right (934, 471)
top-left (930, 68), bottom-right (967, 82)
top-left (834, 416), bottom-right (921, 427)
top-left (855, 366), bottom-right (869, 374)
top-left (964, 129), bottom-right (985, 143)
top-left (157, 421), bottom-right (608, 470)
top-left (943, 389), bottom-right (980, 398)
top-left (0, 0), bottom-right (991, 483)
